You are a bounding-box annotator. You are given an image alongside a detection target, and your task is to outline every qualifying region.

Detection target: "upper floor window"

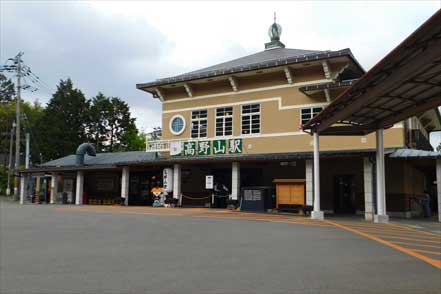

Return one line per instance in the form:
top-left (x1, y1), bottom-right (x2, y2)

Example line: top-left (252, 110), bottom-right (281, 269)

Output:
top-left (216, 107), bottom-right (233, 137)
top-left (301, 107), bottom-right (323, 125)
top-left (241, 104), bottom-right (260, 135)
top-left (169, 115), bottom-right (186, 135)
top-left (191, 110), bottom-right (207, 138)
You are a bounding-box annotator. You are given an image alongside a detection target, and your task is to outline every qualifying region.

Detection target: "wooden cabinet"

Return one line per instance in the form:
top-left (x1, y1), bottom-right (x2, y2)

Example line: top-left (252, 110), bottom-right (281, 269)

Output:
top-left (273, 179), bottom-right (305, 208)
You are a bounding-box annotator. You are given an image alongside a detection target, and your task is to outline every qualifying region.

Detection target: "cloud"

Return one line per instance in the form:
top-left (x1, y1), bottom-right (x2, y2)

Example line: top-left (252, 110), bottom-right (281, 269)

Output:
top-left (0, 1), bottom-right (174, 127)
top-left (1, 0), bottom-right (440, 147)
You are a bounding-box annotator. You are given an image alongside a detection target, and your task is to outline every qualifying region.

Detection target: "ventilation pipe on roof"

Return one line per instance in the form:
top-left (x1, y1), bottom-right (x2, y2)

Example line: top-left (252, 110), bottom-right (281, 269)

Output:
top-left (76, 143), bottom-right (96, 165)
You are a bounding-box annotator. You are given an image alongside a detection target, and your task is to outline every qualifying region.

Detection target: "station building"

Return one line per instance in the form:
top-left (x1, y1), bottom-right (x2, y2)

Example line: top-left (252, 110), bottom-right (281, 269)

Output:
top-left (20, 20), bottom-right (441, 220)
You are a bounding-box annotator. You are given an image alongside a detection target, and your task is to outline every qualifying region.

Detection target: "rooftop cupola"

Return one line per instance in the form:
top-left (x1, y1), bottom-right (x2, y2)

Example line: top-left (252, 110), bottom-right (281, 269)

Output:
top-left (265, 13), bottom-right (285, 50)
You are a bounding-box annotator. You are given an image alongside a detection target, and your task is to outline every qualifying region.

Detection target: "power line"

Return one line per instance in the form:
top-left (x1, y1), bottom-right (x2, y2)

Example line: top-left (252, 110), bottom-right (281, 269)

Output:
top-left (0, 52), bottom-right (42, 199)
top-left (0, 54), bottom-right (56, 95)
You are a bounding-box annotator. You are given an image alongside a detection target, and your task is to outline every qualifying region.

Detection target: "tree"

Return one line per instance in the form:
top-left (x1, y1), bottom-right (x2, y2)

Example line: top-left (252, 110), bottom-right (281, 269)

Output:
top-left (37, 79), bottom-right (89, 160)
top-left (0, 100), bottom-right (44, 159)
top-left (0, 74), bottom-right (15, 103)
top-left (0, 100), bottom-right (44, 192)
top-left (87, 92), bottom-right (110, 151)
top-left (437, 142), bottom-right (441, 152)
top-left (119, 125), bottom-right (146, 151)
top-left (87, 93), bottom-right (137, 152)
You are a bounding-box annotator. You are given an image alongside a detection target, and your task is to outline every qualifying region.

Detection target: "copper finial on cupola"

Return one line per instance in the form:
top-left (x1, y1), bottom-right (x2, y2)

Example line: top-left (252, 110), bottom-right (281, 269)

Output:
top-left (265, 12), bottom-right (285, 50)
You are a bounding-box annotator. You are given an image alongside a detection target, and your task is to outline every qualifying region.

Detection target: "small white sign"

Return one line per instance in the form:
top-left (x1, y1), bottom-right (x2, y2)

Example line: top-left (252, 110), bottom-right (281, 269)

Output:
top-left (163, 168), bottom-right (173, 193)
top-left (205, 175), bottom-right (214, 189)
top-left (170, 141), bottom-right (182, 156)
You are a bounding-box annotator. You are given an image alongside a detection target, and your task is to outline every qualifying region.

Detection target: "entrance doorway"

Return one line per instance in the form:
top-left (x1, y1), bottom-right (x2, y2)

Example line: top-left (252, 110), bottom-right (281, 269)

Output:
top-left (334, 175), bottom-right (355, 214)
top-left (129, 172), bottom-right (162, 206)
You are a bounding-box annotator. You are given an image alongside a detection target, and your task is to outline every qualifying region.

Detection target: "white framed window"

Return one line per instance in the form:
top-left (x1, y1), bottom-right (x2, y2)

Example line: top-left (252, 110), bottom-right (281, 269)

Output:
top-left (216, 107), bottom-right (233, 137)
top-left (169, 114), bottom-right (186, 135)
top-left (191, 110), bottom-right (207, 138)
top-left (241, 104), bottom-right (260, 135)
top-left (301, 107), bottom-right (323, 125)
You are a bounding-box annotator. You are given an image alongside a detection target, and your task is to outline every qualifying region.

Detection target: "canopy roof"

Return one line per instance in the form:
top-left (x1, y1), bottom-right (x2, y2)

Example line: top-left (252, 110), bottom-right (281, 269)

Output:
top-left (302, 10), bottom-right (441, 136)
top-left (23, 149), bottom-right (380, 173)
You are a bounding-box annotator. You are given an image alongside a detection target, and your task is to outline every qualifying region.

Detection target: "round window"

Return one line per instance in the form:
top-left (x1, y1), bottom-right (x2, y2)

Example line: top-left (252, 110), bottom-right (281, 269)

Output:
top-left (169, 115), bottom-right (186, 135)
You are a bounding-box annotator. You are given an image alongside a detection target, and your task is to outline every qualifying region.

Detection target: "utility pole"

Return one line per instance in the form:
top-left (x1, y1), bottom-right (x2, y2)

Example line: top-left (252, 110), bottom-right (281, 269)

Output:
top-left (13, 52), bottom-right (23, 200)
top-left (6, 121), bottom-right (16, 196)
top-left (25, 132), bottom-right (30, 169)
top-left (1, 51), bottom-right (42, 199)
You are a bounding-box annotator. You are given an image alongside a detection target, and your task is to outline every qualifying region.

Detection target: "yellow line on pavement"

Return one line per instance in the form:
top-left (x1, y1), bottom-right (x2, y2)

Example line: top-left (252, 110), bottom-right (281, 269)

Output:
top-left (351, 226), bottom-right (441, 242)
top-left (390, 241), bottom-right (441, 249)
top-left (337, 221), bottom-right (401, 228)
top-left (326, 220), bottom-right (441, 269)
top-left (372, 234), bottom-right (441, 244)
top-left (412, 249), bottom-right (441, 255)
top-left (55, 207), bottom-right (186, 217)
top-left (344, 226), bottom-right (421, 235)
top-left (386, 223), bottom-right (441, 237)
top-left (191, 215), bottom-right (331, 227)
top-left (340, 222), bottom-right (441, 237)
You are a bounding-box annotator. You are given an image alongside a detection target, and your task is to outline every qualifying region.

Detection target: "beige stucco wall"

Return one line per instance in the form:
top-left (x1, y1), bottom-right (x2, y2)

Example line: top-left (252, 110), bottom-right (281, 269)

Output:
top-left (155, 62), bottom-right (405, 156)
top-left (161, 87), bottom-right (405, 154)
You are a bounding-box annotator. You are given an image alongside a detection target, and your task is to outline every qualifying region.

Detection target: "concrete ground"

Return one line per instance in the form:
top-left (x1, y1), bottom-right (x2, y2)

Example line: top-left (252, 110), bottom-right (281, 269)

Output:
top-left (1, 200), bottom-right (440, 294)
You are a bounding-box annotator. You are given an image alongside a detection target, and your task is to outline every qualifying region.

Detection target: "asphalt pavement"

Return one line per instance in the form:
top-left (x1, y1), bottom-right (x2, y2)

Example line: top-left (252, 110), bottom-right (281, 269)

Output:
top-left (1, 200), bottom-right (440, 294)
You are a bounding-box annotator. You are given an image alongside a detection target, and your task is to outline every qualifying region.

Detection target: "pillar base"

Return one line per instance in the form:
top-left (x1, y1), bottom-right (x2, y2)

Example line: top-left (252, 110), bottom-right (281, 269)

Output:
top-left (374, 214), bottom-right (389, 223)
top-left (365, 213), bottom-right (374, 221)
top-left (311, 211), bottom-right (324, 220)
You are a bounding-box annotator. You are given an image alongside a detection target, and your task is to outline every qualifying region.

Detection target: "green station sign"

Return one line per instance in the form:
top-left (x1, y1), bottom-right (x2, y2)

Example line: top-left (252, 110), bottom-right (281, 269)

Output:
top-left (174, 138), bottom-right (242, 157)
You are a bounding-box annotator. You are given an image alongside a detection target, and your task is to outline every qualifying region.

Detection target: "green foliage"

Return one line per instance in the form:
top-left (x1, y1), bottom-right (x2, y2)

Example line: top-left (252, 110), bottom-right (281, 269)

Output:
top-left (119, 125), bottom-right (147, 152)
top-left (87, 93), bottom-right (137, 152)
top-left (437, 143), bottom-right (441, 152)
top-left (0, 78), bottom-right (146, 164)
top-left (0, 100), bottom-right (45, 165)
top-left (36, 79), bottom-right (90, 160)
top-left (0, 74), bottom-right (15, 103)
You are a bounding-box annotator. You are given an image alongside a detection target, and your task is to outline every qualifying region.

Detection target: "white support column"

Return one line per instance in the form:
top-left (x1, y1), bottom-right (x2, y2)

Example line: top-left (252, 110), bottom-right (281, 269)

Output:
top-left (228, 76), bottom-right (239, 91)
top-left (50, 173), bottom-right (59, 204)
top-left (284, 67), bottom-right (294, 84)
top-left (19, 175), bottom-right (26, 205)
top-left (184, 83), bottom-right (193, 97)
top-left (75, 171), bottom-right (84, 205)
top-left (173, 164), bottom-right (182, 206)
top-left (311, 132), bottom-right (324, 220)
top-left (324, 89), bottom-right (331, 102)
top-left (363, 158), bottom-right (374, 221)
top-left (121, 167), bottom-right (130, 206)
top-left (305, 159), bottom-right (313, 206)
top-left (231, 162), bottom-right (240, 200)
top-left (322, 61), bottom-right (331, 80)
top-left (155, 88), bottom-right (165, 102)
top-left (374, 129), bottom-right (389, 223)
top-left (436, 159), bottom-right (441, 222)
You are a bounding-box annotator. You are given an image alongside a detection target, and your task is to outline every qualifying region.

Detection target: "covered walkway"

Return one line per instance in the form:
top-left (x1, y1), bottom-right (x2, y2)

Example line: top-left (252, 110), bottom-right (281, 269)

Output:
top-left (303, 10), bottom-right (441, 222)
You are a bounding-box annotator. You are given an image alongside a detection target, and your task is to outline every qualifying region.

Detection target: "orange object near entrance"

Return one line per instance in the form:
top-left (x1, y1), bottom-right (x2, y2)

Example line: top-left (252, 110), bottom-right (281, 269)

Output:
top-left (273, 179), bottom-right (305, 208)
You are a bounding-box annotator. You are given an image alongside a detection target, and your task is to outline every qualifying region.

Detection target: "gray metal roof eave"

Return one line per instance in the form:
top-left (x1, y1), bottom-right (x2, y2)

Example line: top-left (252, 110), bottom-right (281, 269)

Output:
top-left (299, 79), bottom-right (359, 94)
top-left (388, 148), bottom-right (441, 159)
top-left (137, 49), bottom-right (363, 90)
top-left (19, 164), bottom-right (120, 173)
top-left (20, 149), bottom-right (422, 174)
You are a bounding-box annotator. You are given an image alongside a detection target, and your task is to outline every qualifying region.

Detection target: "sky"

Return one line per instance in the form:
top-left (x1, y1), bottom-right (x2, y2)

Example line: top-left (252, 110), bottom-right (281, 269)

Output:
top-left (1, 0), bottom-right (440, 148)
